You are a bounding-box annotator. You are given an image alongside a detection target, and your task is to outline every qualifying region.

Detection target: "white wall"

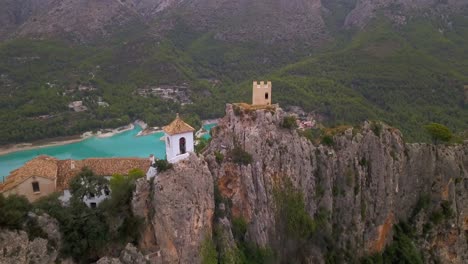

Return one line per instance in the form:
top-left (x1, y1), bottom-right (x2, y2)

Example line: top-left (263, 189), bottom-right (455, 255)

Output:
top-left (165, 131), bottom-right (194, 163)
top-left (59, 176), bottom-right (112, 208)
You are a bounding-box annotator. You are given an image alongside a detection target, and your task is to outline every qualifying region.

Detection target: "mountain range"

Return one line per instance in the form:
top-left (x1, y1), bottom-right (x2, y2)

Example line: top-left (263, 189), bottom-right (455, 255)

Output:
top-left (0, 0), bottom-right (467, 144)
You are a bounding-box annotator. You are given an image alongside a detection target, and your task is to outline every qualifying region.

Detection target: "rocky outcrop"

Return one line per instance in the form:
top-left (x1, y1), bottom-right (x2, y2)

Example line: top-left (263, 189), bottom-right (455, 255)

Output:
top-left (0, 0), bottom-right (327, 45)
top-left (202, 104), bottom-right (468, 263)
top-left (133, 154), bottom-right (215, 263)
top-left (345, 0), bottom-right (468, 28)
top-left (0, 212), bottom-right (63, 264)
top-left (0, 229), bottom-right (56, 264)
top-left (96, 244), bottom-right (147, 264)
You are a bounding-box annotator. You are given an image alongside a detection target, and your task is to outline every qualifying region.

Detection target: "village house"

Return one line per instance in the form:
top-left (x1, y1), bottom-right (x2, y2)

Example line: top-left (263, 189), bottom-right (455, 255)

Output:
top-left (0, 155), bottom-right (148, 204)
top-left (68, 100), bottom-right (88, 112)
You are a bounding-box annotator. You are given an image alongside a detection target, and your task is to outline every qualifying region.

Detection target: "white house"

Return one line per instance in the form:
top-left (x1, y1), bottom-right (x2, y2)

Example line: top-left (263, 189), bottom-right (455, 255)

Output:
top-left (163, 114), bottom-right (195, 163)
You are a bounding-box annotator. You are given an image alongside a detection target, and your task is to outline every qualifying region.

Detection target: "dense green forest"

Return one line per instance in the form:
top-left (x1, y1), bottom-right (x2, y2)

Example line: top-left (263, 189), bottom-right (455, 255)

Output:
top-left (0, 14), bottom-right (466, 145)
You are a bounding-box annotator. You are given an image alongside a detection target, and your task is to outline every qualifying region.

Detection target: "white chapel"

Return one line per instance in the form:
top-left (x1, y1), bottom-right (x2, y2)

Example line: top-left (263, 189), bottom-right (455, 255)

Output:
top-left (163, 114), bottom-right (195, 163)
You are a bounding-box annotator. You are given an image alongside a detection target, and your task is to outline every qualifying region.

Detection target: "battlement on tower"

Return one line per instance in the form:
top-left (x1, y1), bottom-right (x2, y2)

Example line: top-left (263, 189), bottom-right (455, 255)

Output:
top-left (252, 81), bottom-right (272, 105)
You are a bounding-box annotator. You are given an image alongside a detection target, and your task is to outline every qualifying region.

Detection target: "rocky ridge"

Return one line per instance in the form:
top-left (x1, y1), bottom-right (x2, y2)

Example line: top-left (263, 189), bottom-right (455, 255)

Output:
top-left (345, 0), bottom-right (468, 28)
top-left (2, 0), bottom-right (467, 43)
top-left (129, 103), bottom-right (467, 263)
top-left (132, 154), bottom-right (215, 263)
top-left (203, 104), bottom-right (467, 262)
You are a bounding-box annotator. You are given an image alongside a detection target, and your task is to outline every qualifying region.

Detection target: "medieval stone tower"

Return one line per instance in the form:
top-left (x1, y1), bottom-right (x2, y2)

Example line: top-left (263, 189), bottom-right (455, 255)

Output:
top-left (252, 81), bottom-right (272, 105)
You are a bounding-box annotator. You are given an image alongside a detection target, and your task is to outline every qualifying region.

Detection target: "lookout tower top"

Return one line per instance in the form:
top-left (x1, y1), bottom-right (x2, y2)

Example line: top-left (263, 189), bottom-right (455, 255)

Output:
top-left (252, 81), bottom-right (272, 106)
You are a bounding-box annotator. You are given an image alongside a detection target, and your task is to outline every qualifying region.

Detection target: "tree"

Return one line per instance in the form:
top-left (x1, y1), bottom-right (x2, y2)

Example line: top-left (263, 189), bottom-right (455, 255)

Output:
top-left (424, 123), bottom-right (452, 144)
top-left (69, 167), bottom-right (108, 205)
top-left (0, 194), bottom-right (31, 229)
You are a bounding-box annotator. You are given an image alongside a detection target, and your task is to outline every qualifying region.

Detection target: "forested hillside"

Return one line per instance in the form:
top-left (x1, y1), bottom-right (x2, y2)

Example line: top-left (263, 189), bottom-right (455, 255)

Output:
top-left (0, 0), bottom-right (466, 144)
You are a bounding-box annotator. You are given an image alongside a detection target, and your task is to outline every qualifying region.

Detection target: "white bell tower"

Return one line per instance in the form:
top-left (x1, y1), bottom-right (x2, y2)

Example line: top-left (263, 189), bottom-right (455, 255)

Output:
top-left (163, 114), bottom-right (195, 163)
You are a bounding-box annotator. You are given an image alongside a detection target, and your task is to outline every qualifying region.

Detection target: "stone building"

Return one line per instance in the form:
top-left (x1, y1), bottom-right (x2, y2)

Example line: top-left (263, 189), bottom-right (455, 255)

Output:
top-left (0, 155), bottom-right (148, 203)
top-left (252, 81), bottom-right (272, 105)
top-left (163, 114), bottom-right (195, 163)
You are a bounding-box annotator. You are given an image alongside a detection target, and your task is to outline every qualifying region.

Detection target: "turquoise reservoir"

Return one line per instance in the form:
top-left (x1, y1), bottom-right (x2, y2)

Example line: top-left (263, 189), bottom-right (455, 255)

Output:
top-left (0, 124), bottom-right (216, 182)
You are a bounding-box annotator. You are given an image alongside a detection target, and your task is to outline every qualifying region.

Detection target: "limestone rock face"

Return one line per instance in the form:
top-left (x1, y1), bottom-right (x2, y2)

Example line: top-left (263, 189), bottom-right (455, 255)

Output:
top-left (344, 0), bottom-right (468, 28)
top-left (0, 229), bottom-right (56, 264)
top-left (203, 104), bottom-right (468, 263)
top-left (96, 244), bottom-right (147, 264)
top-left (133, 154), bottom-right (215, 263)
top-left (32, 212), bottom-right (62, 247)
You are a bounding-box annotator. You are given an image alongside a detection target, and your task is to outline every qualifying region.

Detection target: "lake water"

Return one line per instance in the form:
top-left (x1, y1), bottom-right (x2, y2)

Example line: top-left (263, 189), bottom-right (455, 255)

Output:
top-left (0, 124), bottom-right (215, 182)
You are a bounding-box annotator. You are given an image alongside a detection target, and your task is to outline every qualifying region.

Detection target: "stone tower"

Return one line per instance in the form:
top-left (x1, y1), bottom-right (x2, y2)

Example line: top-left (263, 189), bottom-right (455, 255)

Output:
top-left (252, 81), bottom-right (272, 105)
top-left (163, 114), bottom-right (195, 163)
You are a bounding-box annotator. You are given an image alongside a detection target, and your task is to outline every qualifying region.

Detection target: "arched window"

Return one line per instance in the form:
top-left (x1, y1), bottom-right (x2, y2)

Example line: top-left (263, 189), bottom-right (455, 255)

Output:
top-left (179, 137), bottom-right (186, 154)
top-left (265, 92), bottom-right (269, 100)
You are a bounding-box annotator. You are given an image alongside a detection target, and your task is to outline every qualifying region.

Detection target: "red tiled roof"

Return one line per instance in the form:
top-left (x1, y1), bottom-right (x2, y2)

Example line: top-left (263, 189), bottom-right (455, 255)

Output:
top-left (163, 114), bottom-right (195, 135)
top-left (0, 155), bottom-right (58, 192)
top-left (0, 155), bottom-right (149, 193)
top-left (56, 158), bottom-right (148, 191)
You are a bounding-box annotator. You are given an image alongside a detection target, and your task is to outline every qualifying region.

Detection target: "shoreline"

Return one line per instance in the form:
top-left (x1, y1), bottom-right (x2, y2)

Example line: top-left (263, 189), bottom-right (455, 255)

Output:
top-left (0, 119), bottom-right (219, 157)
top-left (203, 119), bottom-right (219, 125)
top-left (0, 123), bottom-right (136, 157)
top-left (96, 124), bottom-right (134, 138)
top-left (0, 135), bottom-right (88, 156)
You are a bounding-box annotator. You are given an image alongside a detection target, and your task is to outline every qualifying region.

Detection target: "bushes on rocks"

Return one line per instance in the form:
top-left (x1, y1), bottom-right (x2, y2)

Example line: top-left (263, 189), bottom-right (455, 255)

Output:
top-left (362, 223), bottom-right (423, 264)
top-left (274, 180), bottom-right (316, 241)
top-left (230, 146), bottom-right (253, 165)
top-left (281, 116), bottom-right (298, 129)
top-left (321, 135), bottom-right (334, 146)
top-left (214, 151), bottom-right (224, 164)
top-left (0, 194), bottom-right (31, 229)
top-left (370, 121), bottom-right (383, 137)
top-left (155, 159), bottom-right (173, 172)
top-left (201, 235), bottom-right (218, 264)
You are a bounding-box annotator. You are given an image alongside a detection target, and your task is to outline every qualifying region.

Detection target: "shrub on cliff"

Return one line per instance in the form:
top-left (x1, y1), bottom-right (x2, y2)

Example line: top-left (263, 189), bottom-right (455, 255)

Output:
top-left (0, 194), bottom-right (31, 229)
top-left (273, 179), bottom-right (316, 263)
top-left (230, 216), bottom-right (275, 263)
top-left (214, 151), bottom-right (224, 164)
top-left (230, 146), bottom-right (253, 165)
top-left (362, 223), bottom-right (423, 264)
top-left (370, 121), bottom-right (383, 137)
top-left (321, 135), bottom-right (334, 146)
top-left (201, 235), bottom-right (217, 264)
top-left (282, 116), bottom-right (298, 129)
top-left (424, 123), bottom-right (452, 144)
top-left (274, 180), bottom-right (316, 240)
top-left (155, 159), bottom-right (173, 172)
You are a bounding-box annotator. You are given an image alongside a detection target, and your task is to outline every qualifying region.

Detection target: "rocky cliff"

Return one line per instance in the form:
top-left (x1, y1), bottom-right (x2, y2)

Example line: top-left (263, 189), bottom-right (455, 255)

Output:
top-left (131, 103), bottom-right (467, 263)
top-left (0, 213), bottom-right (62, 264)
top-left (1, 103), bottom-right (465, 263)
top-left (345, 0), bottom-right (468, 28)
top-left (203, 104), bottom-right (467, 263)
top-left (132, 154), bottom-right (215, 263)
